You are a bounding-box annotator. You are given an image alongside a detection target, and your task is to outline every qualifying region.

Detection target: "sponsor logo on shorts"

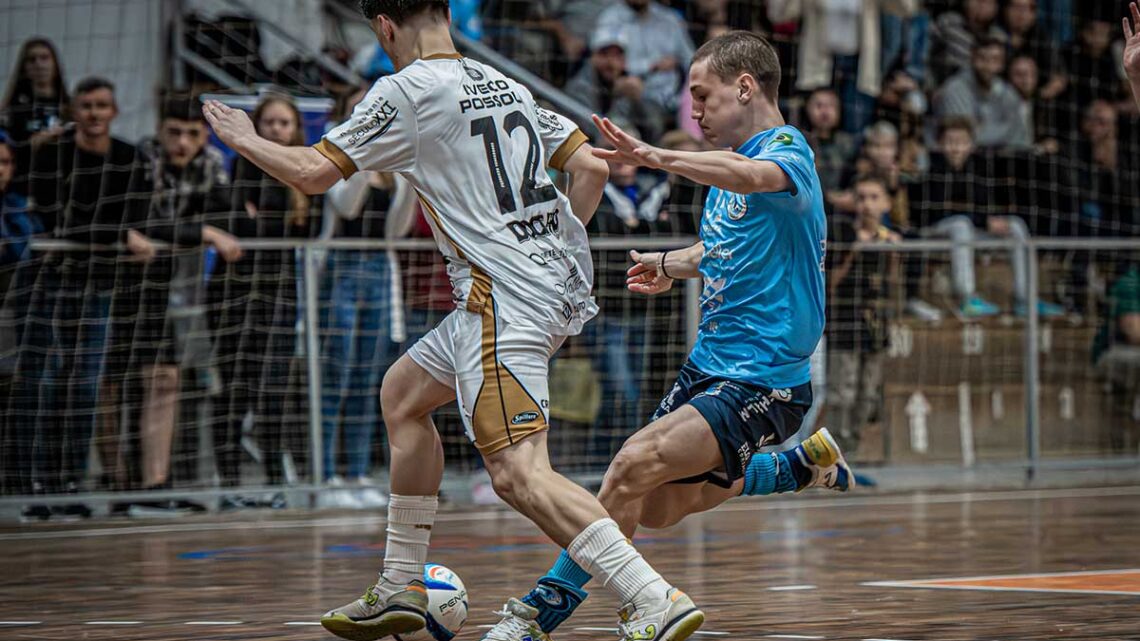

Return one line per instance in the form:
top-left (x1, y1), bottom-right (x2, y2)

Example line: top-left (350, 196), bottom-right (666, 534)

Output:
top-left (770, 388), bottom-right (793, 402)
top-left (738, 394), bottom-right (774, 423)
top-left (737, 443), bottom-right (755, 472)
top-left (512, 411), bottom-right (540, 425)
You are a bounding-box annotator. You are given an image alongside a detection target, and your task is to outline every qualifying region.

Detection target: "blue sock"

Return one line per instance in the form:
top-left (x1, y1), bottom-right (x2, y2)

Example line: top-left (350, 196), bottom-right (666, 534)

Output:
top-left (742, 452), bottom-right (777, 495)
top-left (779, 450), bottom-right (812, 490)
top-left (742, 453), bottom-right (801, 495)
top-left (520, 551), bottom-right (591, 633)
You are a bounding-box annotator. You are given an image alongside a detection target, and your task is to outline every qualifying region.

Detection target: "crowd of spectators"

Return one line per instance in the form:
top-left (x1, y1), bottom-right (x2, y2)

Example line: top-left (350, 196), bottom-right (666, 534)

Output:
top-left (2, 0), bottom-right (1140, 516)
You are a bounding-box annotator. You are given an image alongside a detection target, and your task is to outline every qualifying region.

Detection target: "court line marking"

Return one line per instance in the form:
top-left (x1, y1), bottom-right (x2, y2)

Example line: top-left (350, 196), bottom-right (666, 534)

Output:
top-left (573, 628), bottom-right (728, 637)
top-left (865, 567), bottom-right (1140, 597)
top-left (4, 485), bottom-right (1138, 541)
top-left (0, 621), bottom-right (41, 626)
top-left (85, 621), bottom-right (142, 625)
top-left (865, 582), bottom-right (1140, 597)
top-left (185, 620), bottom-right (244, 625)
top-left (765, 635), bottom-right (825, 639)
top-left (766, 585), bottom-right (816, 591)
top-left (284, 621), bottom-right (322, 626)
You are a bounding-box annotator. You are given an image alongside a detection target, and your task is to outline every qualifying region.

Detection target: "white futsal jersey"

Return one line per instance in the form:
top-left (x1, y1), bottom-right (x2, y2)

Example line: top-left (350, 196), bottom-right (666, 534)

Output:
top-left (316, 53), bottom-right (598, 335)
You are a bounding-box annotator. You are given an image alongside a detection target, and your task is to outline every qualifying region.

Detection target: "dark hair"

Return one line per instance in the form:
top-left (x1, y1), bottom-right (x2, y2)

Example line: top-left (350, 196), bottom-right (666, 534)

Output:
top-left (853, 173), bottom-right (890, 193)
top-left (692, 31), bottom-right (781, 99)
top-left (973, 36), bottom-right (1006, 52)
top-left (159, 94), bottom-right (206, 123)
top-left (359, 0), bottom-right (449, 24)
top-left (938, 116), bottom-right (976, 140)
top-left (2, 37), bottom-right (69, 110)
top-left (74, 76), bottom-right (115, 98)
top-left (251, 94), bottom-right (311, 228)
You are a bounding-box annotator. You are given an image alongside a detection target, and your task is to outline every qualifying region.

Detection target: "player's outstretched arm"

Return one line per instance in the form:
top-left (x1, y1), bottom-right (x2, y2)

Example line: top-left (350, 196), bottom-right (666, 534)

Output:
top-left (1124, 3), bottom-right (1140, 111)
top-left (627, 242), bottom-right (704, 295)
top-left (561, 141), bottom-right (609, 226)
top-left (591, 115), bottom-right (790, 195)
top-left (203, 100), bottom-right (342, 196)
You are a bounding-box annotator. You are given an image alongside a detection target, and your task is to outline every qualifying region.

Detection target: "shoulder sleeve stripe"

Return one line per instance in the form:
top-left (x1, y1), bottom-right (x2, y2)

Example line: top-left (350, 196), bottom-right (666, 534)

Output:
top-left (314, 138), bottom-right (358, 180)
top-left (548, 129), bottom-right (588, 172)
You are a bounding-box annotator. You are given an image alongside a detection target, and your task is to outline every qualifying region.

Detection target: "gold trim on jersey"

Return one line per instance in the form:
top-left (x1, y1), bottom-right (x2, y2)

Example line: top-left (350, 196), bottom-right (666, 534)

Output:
top-left (548, 129), bottom-right (589, 172)
top-left (313, 139), bottom-right (358, 179)
top-left (424, 52), bottom-right (464, 60)
top-left (471, 298), bottom-right (548, 455)
top-left (416, 191), bottom-right (492, 314)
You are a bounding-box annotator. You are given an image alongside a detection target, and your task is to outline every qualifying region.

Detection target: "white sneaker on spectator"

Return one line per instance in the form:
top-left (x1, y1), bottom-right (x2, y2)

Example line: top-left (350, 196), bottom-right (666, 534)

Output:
top-left (906, 298), bottom-right (943, 323)
top-left (318, 476), bottom-right (363, 510)
top-left (351, 477), bottom-right (389, 509)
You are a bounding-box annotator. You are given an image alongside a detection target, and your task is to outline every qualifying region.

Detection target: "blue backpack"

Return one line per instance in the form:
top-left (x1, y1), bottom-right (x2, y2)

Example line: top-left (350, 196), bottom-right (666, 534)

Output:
top-left (0, 192), bottom-right (44, 265)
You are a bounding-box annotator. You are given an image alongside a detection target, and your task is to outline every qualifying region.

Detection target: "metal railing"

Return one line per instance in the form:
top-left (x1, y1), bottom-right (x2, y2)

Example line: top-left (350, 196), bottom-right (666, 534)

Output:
top-left (2, 236), bottom-right (1139, 509)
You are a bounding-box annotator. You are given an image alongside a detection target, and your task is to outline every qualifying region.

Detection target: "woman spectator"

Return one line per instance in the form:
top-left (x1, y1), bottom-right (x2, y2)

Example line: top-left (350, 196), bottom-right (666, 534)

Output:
top-left (207, 94), bottom-right (320, 510)
top-left (317, 88), bottom-right (417, 509)
top-left (0, 38), bottom-right (70, 195)
top-left (1001, 0), bottom-right (1066, 100)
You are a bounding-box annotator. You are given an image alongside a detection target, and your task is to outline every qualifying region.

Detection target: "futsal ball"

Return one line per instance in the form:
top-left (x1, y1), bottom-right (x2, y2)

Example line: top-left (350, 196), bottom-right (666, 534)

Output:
top-left (394, 563), bottom-right (469, 641)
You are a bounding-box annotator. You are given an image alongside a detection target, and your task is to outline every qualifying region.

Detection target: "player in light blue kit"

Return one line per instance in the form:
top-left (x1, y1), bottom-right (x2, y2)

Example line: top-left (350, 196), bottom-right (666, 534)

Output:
top-left (483, 32), bottom-right (854, 641)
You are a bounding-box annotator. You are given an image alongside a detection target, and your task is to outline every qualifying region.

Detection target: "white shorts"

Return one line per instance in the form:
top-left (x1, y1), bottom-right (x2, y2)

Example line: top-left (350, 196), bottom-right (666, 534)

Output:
top-left (407, 304), bottom-right (563, 455)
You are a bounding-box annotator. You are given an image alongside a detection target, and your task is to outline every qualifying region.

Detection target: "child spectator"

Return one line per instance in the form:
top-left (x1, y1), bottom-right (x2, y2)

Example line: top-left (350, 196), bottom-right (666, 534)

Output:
top-left (826, 174), bottom-right (900, 455)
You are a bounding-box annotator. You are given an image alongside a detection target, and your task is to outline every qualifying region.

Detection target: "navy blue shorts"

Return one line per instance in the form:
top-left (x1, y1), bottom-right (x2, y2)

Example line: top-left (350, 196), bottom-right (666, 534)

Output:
top-left (651, 360), bottom-right (813, 488)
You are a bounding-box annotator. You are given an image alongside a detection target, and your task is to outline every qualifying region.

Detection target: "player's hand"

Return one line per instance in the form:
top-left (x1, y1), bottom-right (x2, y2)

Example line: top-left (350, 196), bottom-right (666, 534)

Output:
top-left (126, 229), bottom-right (157, 264)
top-left (211, 231), bottom-right (244, 263)
top-left (203, 99), bottom-right (256, 150)
top-left (627, 250), bottom-right (674, 295)
top-left (1125, 3), bottom-right (1140, 79)
top-left (591, 115), bottom-right (664, 170)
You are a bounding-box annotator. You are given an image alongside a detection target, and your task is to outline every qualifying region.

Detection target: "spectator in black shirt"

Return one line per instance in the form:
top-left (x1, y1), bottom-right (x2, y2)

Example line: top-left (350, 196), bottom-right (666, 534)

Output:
top-left (9, 77), bottom-right (153, 518)
top-left (917, 117), bottom-right (1064, 318)
top-left (105, 96), bottom-right (240, 512)
top-left (0, 38), bottom-right (69, 196)
top-left (826, 174), bottom-right (899, 455)
top-left (1002, 0), bottom-right (1066, 101)
top-left (207, 94), bottom-right (320, 509)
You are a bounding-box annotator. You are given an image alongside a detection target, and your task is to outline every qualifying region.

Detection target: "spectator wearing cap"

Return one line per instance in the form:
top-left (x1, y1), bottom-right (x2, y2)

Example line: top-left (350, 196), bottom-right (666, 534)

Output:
top-left (930, 0), bottom-right (1007, 86)
top-left (767, 0), bottom-right (920, 135)
top-left (564, 28), bottom-right (668, 143)
top-left (594, 0), bottom-right (696, 114)
top-left (932, 37), bottom-right (1030, 150)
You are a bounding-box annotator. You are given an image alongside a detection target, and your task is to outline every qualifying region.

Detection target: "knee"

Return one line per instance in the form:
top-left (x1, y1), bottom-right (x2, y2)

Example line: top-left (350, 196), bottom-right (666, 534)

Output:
top-left (486, 461), bottom-right (536, 510)
top-left (380, 367), bottom-right (416, 425)
top-left (1007, 216), bottom-right (1030, 240)
top-left (600, 439), bottom-right (664, 502)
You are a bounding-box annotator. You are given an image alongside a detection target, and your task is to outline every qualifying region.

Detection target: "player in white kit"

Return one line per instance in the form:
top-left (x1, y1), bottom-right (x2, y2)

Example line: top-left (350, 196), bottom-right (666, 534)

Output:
top-left (203, 2), bottom-right (704, 641)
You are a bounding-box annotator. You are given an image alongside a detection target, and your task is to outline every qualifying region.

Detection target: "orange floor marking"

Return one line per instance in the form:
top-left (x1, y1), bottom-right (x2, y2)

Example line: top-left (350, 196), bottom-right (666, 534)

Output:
top-left (867, 569), bottom-right (1140, 596)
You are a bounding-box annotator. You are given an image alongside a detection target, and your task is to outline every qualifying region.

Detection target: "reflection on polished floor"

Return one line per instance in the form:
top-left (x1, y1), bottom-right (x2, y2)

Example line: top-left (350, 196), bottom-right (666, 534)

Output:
top-left (1, 486), bottom-right (1139, 640)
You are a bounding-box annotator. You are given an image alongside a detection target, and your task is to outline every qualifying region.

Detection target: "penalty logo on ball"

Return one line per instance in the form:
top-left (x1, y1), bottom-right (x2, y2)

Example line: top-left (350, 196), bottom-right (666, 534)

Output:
top-left (394, 563), bottom-right (468, 641)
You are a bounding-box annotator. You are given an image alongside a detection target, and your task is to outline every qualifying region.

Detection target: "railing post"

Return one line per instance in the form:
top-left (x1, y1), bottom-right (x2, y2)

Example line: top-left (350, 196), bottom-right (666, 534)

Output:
top-left (302, 247), bottom-right (325, 498)
top-left (1025, 241), bottom-right (1041, 481)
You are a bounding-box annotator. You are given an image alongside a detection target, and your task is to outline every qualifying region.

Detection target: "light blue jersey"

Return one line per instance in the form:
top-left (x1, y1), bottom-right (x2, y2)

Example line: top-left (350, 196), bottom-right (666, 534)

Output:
top-left (688, 125), bottom-right (826, 389)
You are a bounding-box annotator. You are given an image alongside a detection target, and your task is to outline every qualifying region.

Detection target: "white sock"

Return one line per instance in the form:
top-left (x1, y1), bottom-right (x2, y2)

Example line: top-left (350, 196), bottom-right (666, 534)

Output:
top-left (567, 518), bottom-right (670, 611)
top-left (381, 494), bottom-right (438, 586)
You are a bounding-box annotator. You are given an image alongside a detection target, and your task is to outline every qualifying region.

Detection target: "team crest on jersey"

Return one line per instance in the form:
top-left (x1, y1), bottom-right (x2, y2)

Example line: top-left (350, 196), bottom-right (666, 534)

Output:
top-left (464, 64), bottom-right (485, 81)
top-left (726, 193), bottom-right (748, 220)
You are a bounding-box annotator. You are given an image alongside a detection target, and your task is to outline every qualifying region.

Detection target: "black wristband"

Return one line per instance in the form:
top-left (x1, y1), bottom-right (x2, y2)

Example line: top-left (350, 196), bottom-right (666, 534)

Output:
top-left (659, 251), bottom-right (674, 279)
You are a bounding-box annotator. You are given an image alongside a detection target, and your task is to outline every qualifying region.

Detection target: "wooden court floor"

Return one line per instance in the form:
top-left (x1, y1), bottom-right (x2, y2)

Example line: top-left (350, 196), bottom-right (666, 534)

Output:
top-left (1, 486), bottom-right (1139, 641)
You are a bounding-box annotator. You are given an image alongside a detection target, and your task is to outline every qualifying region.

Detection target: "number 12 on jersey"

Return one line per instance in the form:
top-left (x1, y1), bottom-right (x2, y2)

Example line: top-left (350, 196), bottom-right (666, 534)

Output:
top-left (471, 110), bottom-right (557, 214)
